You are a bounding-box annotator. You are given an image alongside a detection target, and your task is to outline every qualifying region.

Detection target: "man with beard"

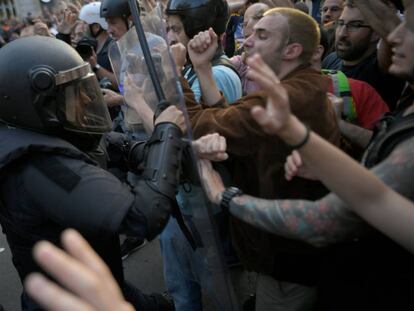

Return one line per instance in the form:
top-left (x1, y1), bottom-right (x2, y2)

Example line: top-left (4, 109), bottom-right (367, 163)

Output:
top-left (322, 1), bottom-right (405, 110)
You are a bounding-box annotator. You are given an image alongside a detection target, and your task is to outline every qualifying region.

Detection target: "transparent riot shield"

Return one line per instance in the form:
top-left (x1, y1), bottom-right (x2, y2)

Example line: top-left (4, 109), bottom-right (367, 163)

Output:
top-left (109, 2), bottom-right (240, 310)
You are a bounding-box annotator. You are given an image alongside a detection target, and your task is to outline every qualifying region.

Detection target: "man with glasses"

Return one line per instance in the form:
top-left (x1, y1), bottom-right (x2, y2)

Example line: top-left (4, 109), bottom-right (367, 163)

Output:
top-left (322, 1), bottom-right (404, 110)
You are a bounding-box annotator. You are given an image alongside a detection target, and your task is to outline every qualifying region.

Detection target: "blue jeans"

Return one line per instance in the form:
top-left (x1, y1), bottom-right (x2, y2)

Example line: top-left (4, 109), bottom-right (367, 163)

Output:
top-left (160, 217), bottom-right (204, 311)
top-left (160, 185), bottom-right (239, 310)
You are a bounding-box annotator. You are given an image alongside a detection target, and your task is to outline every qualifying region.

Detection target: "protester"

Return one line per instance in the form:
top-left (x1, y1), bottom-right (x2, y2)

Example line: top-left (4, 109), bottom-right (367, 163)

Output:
top-left (322, 1), bottom-right (405, 110)
top-left (161, 1), bottom-right (243, 309)
top-left (314, 29), bottom-right (389, 130)
top-left (321, 0), bottom-right (344, 25)
top-left (183, 7), bottom-right (340, 311)
top-left (195, 8), bottom-right (414, 307)
top-left (229, 2), bottom-right (269, 95)
top-left (2, 1), bottom-right (414, 311)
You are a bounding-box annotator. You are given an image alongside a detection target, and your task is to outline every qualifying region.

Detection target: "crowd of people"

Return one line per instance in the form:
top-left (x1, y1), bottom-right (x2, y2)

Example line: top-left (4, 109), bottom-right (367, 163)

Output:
top-left (1, 0), bottom-right (413, 310)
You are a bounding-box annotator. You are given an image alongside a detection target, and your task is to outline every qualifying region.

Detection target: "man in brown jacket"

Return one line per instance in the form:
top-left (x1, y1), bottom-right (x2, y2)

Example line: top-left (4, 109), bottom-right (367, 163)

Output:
top-left (180, 7), bottom-right (340, 311)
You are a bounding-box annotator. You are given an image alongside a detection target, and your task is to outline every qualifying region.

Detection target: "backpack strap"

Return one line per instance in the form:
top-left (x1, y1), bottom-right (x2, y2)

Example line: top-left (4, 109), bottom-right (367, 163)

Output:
top-left (362, 113), bottom-right (414, 168)
top-left (323, 69), bottom-right (358, 123)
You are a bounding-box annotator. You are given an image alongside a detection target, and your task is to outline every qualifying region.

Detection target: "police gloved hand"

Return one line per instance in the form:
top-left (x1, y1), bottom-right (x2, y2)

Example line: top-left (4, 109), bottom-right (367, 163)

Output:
top-left (105, 132), bottom-right (143, 172)
top-left (154, 105), bottom-right (187, 134)
top-left (105, 132), bottom-right (130, 156)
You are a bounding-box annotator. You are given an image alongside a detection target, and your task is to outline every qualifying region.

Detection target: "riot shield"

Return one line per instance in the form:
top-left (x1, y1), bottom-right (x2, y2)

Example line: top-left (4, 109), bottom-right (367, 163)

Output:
top-left (109, 2), bottom-right (240, 310)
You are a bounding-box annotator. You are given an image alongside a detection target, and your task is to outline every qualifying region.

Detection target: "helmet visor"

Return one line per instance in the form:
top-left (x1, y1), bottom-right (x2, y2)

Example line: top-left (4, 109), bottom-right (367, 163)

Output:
top-left (59, 73), bottom-right (112, 134)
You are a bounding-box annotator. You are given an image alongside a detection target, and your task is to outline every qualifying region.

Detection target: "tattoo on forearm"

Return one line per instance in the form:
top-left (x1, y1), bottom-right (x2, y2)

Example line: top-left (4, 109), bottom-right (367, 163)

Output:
top-left (230, 138), bottom-right (414, 246)
top-left (229, 138), bottom-right (414, 247)
top-left (230, 194), bottom-right (365, 247)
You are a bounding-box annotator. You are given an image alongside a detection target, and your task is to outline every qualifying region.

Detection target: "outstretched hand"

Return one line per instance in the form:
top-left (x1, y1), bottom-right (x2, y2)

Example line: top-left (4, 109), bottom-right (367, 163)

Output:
top-left (25, 229), bottom-right (133, 311)
top-left (55, 8), bottom-right (77, 35)
top-left (246, 54), bottom-right (292, 136)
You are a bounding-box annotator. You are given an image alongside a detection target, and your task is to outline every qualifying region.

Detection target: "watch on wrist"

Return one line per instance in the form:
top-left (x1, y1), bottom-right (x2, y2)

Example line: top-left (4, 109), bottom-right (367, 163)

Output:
top-left (220, 187), bottom-right (243, 210)
top-left (92, 64), bottom-right (101, 73)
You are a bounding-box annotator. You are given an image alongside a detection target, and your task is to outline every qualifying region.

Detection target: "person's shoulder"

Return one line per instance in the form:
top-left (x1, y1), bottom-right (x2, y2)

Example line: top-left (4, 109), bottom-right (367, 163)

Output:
top-left (211, 57), bottom-right (241, 86)
top-left (348, 77), bottom-right (376, 91)
top-left (212, 64), bottom-right (240, 80)
top-left (322, 52), bottom-right (342, 69)
top-left (285, 66), bottom-right (327, 83)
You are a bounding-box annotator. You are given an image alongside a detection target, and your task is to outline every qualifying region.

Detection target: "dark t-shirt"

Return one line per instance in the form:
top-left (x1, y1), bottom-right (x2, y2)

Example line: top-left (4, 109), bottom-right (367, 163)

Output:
top-left (322, 52), bottom-right (405, 110)
top-left (97, 36), bottom-right (114, 72)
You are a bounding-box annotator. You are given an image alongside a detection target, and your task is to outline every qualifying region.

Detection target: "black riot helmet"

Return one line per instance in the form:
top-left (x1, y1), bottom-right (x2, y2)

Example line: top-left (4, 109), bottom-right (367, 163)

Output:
top-left (100, 0), bottom-right (131, 19)
top-left (0, 36), bottom-right (112, 137)
top-left (166, 0), bottom-right (230, 39)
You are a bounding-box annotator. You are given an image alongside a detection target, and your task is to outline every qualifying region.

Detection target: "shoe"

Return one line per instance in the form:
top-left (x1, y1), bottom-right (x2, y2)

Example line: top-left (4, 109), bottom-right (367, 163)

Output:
top-left (121, 237), bottom-right (146, 260)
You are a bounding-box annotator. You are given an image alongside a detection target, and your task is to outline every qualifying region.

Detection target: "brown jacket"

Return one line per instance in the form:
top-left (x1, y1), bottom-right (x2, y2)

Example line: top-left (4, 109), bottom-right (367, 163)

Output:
top-left (183, 65), bottom-right (341, 284)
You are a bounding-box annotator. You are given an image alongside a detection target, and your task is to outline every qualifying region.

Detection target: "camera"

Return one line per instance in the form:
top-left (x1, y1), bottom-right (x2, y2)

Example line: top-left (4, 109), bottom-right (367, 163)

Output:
top-left (99, 77), bottom-right (114, 90)
top-left (76, 37), bottom-right (98, 61)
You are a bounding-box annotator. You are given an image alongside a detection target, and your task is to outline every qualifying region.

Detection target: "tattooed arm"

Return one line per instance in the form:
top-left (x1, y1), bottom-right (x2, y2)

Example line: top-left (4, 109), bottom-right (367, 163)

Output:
top-left (205, 55), bottom-right (414, 251)
top-left (229, 193), bottom-right (365, 247)
top-left (228, 136), bottom-right (414, 250)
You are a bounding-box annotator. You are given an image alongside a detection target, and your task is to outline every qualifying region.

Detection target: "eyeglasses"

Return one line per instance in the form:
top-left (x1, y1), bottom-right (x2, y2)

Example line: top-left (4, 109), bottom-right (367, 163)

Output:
top-left (335, 20), bottom-right (371, 32)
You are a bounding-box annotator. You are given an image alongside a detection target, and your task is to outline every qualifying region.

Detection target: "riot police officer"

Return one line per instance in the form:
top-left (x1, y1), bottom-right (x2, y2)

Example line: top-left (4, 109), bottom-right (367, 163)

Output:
top-left (0, 36), bottom-right (184, 311)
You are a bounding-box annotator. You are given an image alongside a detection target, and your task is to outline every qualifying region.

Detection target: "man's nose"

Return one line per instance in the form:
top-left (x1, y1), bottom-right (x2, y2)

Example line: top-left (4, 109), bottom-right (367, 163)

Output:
top-left (167, 31), bottom-right (176, 45)
top-left (244, 34), bottom-right (253, 47)
top-left (336, 25), bottom-right (348, 38)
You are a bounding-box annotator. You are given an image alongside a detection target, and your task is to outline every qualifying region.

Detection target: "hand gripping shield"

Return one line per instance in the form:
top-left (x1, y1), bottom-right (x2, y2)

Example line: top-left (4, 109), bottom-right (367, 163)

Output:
top-left (109, 1), bottom-right (240, 309)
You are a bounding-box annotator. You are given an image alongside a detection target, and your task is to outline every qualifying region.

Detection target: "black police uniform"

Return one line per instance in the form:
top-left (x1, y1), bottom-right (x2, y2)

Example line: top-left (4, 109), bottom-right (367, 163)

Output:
top-left (0, 35), bottom-right (182, 311)
top-left (0, 123), bottom-right (182, 311)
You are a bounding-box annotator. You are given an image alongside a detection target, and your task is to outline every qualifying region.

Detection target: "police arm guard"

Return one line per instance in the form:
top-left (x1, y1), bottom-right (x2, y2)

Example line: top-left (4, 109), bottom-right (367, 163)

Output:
top-left (128, 122), bottom-right (185, 240)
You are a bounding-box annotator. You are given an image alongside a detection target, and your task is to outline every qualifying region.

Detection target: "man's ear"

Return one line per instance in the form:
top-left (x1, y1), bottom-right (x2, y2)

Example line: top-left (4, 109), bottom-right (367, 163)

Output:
top-left (282, 43), bottom-right (303, 61)
top-left (311, 44), bottom-right (325, 63)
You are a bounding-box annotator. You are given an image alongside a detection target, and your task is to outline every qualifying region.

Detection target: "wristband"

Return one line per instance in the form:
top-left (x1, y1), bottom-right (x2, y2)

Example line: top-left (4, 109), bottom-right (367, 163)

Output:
top-left (220, 187), bottom-right (243, 210)
top-left (287, 125), bottom-right (310, 149)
